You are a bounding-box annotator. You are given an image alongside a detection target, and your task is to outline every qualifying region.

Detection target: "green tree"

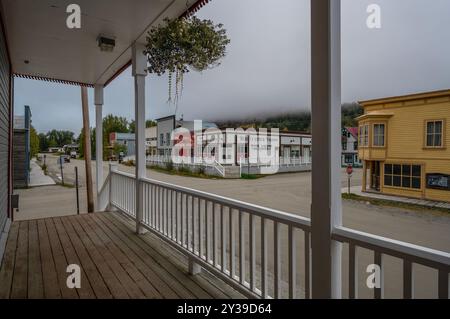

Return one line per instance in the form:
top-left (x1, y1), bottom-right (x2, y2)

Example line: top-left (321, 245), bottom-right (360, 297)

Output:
top-left (29, 126), bottom-right (40, 158)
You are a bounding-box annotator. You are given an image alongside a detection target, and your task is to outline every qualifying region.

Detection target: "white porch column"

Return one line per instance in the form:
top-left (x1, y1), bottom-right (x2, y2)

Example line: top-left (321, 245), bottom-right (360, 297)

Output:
top-left (132, 42), bottom-right (147, 234)
top-left (310, 0), bottom-right (342, 298)
top-left (94, 84), bottom-right (104, 209)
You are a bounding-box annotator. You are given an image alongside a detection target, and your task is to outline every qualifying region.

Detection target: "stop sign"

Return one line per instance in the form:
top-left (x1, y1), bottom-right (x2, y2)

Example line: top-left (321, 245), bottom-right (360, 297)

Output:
top-left (346, 164), bottom-right (353, 175)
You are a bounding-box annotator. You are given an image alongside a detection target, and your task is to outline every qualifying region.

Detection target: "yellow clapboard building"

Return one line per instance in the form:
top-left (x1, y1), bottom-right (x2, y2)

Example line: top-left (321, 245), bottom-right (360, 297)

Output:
top-left (357, 89), bottom-right (450, 203)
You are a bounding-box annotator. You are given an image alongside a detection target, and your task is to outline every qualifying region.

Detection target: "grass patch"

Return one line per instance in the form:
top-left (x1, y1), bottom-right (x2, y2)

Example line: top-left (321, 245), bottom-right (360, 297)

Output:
top-left (240, 173), bottom-right (264, 180)
top-left (148, 165), bottom-right (222, 179)
top-left (342, 193), bottom-right (450, 214)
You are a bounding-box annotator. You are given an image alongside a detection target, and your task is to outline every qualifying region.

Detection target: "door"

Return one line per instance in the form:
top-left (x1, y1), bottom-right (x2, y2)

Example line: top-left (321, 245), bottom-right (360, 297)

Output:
top-left (371, 161), bottom-right (381, 191)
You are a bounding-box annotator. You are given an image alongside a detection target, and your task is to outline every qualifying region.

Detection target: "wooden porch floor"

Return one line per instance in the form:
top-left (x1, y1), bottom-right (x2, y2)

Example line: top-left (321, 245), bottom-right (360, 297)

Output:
top-left (0, 212), bottom-right (244, 299)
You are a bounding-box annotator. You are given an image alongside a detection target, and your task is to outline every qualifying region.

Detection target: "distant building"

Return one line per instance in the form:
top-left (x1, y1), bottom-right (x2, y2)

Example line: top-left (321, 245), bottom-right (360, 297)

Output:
top-left (109, 132), bottom-right (135, 156)
top-left (13, 105), bottom-right (31, 188)
top-left (357, 89), bottom-right (450, 203)
top-left (145, 126), bottom-right (157, 156)
top-left (341, 127), bottom-right (361, 167)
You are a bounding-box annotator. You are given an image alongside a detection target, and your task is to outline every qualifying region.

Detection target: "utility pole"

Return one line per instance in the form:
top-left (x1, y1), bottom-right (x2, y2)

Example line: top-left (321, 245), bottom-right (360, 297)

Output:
top-left (81, 86), bottom-right (94, 213)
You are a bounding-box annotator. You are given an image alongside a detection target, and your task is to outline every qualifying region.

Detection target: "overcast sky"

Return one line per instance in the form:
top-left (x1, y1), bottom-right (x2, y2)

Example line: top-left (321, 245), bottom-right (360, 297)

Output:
top-left (14, 0), bottom-right (450, 134)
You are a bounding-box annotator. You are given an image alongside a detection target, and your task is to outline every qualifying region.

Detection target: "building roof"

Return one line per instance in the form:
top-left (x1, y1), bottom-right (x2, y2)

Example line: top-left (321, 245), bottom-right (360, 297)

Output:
top-left (346, 127), bottom-right (358, 139)
top-left (358, 89), bottom-right (450, 107)
top-left (1, 0), bottom-right (209, 87)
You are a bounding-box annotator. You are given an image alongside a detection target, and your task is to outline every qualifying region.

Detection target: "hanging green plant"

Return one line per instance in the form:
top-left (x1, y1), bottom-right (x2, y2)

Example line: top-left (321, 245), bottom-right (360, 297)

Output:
top-left (144, 16), bottom-right (230, 103)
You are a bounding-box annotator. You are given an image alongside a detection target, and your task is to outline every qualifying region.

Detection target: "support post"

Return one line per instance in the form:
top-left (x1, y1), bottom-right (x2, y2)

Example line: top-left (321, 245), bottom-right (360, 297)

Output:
top-left (95, 85), bottom-right (104, 210)
top-left (132, 42), bottom-right (147, 234)
top-left (81, 86), bottom-right (95, 213)
top-left (310, 0), bottom-right (342, 298)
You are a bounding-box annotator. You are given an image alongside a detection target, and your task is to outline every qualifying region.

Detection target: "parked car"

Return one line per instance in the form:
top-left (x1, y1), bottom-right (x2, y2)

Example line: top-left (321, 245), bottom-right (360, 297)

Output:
top-left (70, 151), bottom-right (77, 159)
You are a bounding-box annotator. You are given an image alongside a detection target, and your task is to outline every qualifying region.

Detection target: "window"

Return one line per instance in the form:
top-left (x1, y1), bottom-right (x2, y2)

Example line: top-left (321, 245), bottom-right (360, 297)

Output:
top-left (425, 120), bottom-right (443, 147)
top-left (344, 154), bottom-right (354, 164)
top-left (354, 141), bottom-right (358, 150)
top-left (373, 124), bottom-right (385, 147)
top-left (166, 133), bottom-right (171, 146)
top-left (160, 133), bottom-right (164, 146)
top-left (359, 124), bottom-right (369, 147)
top-left (384, 164), bottom-right (421, 189)
top-left (342, 141), bottom-right (347, 150)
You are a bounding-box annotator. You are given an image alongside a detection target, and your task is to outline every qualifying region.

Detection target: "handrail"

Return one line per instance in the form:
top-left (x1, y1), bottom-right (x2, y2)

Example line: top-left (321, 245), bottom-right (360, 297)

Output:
top-left (136, 174), bottom-right (311, 230)
top-left (213, 159), bottom-right (225, 177)
top-left (332, 226), bottom-right (450, 269)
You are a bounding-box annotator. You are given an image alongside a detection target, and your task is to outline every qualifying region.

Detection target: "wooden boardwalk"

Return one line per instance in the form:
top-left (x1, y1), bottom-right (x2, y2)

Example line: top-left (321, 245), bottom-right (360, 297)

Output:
top-left (0, 212), bottom-right (244, 299)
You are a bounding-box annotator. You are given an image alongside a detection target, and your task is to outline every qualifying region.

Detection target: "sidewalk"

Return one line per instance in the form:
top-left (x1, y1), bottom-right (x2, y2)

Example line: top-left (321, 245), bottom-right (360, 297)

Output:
top-left (28, 159), bottom-right (55, 187)
top-left (342, 185), bottom-right (450, 210)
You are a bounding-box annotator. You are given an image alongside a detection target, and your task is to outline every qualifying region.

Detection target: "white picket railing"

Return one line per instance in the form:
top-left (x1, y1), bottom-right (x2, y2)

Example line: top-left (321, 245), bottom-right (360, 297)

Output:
top-left (107, 169), bottom-right (450, 299)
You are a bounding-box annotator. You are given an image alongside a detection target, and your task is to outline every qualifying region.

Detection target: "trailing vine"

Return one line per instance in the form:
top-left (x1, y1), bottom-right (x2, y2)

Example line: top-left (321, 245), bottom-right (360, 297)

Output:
top-left (144, 16), bottom-right (230, 104)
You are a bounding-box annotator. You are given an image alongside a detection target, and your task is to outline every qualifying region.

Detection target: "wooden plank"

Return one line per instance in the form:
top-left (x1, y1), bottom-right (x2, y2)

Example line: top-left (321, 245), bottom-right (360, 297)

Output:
top-left (88, 214), bottom-right (180, 298)
top-left (58, 217), bottom-right (112, 299)
top-left (81, 214), bottom-right (164, 298)
top-left (0, 222), bottom-right (20, 298)
top-left (37, 219), bottom-right (61, 298)
top-left (44, 218), bottom-right (79, 299)
top-left (93, 213), bottom-right (196, 299)
top-left (70, 215), bottom-right (146, 299)
top-left (53, 217), bottom-right (95, 299)
top-left (109, 212), bottom-right (245, 299)
top-left (108, 212), bottom-right (245, 299)
top-left (11, 221), bottom-right (29, 298)
top-left (27, 220), bottom-right (44, 298)
top-left (98, 213), bottom-right (217, 299)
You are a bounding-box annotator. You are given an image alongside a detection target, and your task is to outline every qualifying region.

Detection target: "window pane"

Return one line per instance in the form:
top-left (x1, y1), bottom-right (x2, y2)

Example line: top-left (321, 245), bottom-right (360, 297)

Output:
top-left (427, 134), bottom-right (434, 147)
top-left (427, 122), bottom-right (434, 134)
top-left (435, 134), bottom-right (442, 147)
top-left (393, 176), bottom-right (401, 187)
top-left (402, 165), bottom-right (411, 176)
top-left (393, 165), bottom-right (401, 175)
top-left (402, 177), bottom-right (411, 188)
top-left (412, 177), bottom-right (421, 189)
top-left (412, 165), bottom-right (421, 177)
top-left (435, 121), bottom-right (442, 133)
top-left (384, 175), bottom-right (392, 186)
top-left (385, 164), bottom-right (393, 174)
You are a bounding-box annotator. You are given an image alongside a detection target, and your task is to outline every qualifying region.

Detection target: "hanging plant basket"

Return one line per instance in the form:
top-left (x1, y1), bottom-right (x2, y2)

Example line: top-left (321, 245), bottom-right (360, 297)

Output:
top-left (144, 16), bottom-right (230, 103)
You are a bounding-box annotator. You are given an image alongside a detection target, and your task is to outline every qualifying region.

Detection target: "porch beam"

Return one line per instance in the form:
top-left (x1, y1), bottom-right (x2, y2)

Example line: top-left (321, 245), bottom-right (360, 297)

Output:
top-left (94, 84), bottom-right (104, 208)
top-left (310, 0), bottom-right (342, 298)
top-left (132, 42), bottom-right (148, 234)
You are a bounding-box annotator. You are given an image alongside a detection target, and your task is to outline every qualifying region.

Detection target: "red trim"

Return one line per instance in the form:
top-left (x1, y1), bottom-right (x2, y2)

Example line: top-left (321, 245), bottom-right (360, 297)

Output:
top-left (104, 0), bottom-right (212, 87)
top-left (104, 60), bottom-right (132, 87)
top-left (13, 73), bottom-right (94, 88)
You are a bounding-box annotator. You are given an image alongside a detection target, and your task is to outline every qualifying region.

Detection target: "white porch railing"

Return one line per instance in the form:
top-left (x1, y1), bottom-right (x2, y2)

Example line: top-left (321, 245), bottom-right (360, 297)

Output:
top-left (106, 169), bottom-right (450, 299)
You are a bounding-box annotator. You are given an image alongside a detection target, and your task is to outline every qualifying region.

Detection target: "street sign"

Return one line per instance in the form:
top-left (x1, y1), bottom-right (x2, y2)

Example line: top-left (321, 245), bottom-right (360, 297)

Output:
top-left (346, 164), bottom-right (353, 175)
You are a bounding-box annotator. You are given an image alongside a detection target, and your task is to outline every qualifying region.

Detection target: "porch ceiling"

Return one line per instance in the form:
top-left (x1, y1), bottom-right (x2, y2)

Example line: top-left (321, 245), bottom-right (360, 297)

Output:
top-left (0, 0), bottom-right (201, 86)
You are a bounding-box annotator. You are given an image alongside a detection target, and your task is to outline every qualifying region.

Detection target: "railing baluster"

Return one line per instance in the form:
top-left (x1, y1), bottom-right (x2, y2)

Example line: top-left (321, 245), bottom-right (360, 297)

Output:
top-left (165, 188), bottom-right (169, 235)
top-left (175, 191), bottom-right (179, 244)
top-left (288, 225), bottom-right (296, 299)
top-left (374, 251), bottom-right (383, 299)
top-left (261, 217), bottom-right (267, 298)
top-left (206, 200), bottom-right (210, 262)
top-left (250, 214), bottom-right (256, 292)
top-left (348, 243), bottom-right (357, 299)
top-left (170, 190), bottom-right (174, 239)
top-left (181, 193), bottom-right (185, 246)
top-left (274, 221), bottom-right (280, 298)
top-left (230, 208), bottom-right (235, 279)
top-left (239, 210), bottom-right (245, 285)
top-left (197, 197), bottom-right (201, 256)
top-left (304, 231), bottom-right (310, 299)
top-left (185, 193), bottom-right (188, 248)
top-left (221, 205), bottom-right (225, 272)
top-left (213, 203), bottom-right (217, 267)
top-left (191, 196), bottom-right (195, 252)
top-left (438, 270), bottom-right (449, 299)
top-left (403, 260), bottom-right (414, 299)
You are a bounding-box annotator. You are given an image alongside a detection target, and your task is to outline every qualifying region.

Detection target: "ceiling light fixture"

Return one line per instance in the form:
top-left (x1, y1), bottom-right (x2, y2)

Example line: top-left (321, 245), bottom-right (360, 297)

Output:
top-left (97, 36), bottom-right (115, 52)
